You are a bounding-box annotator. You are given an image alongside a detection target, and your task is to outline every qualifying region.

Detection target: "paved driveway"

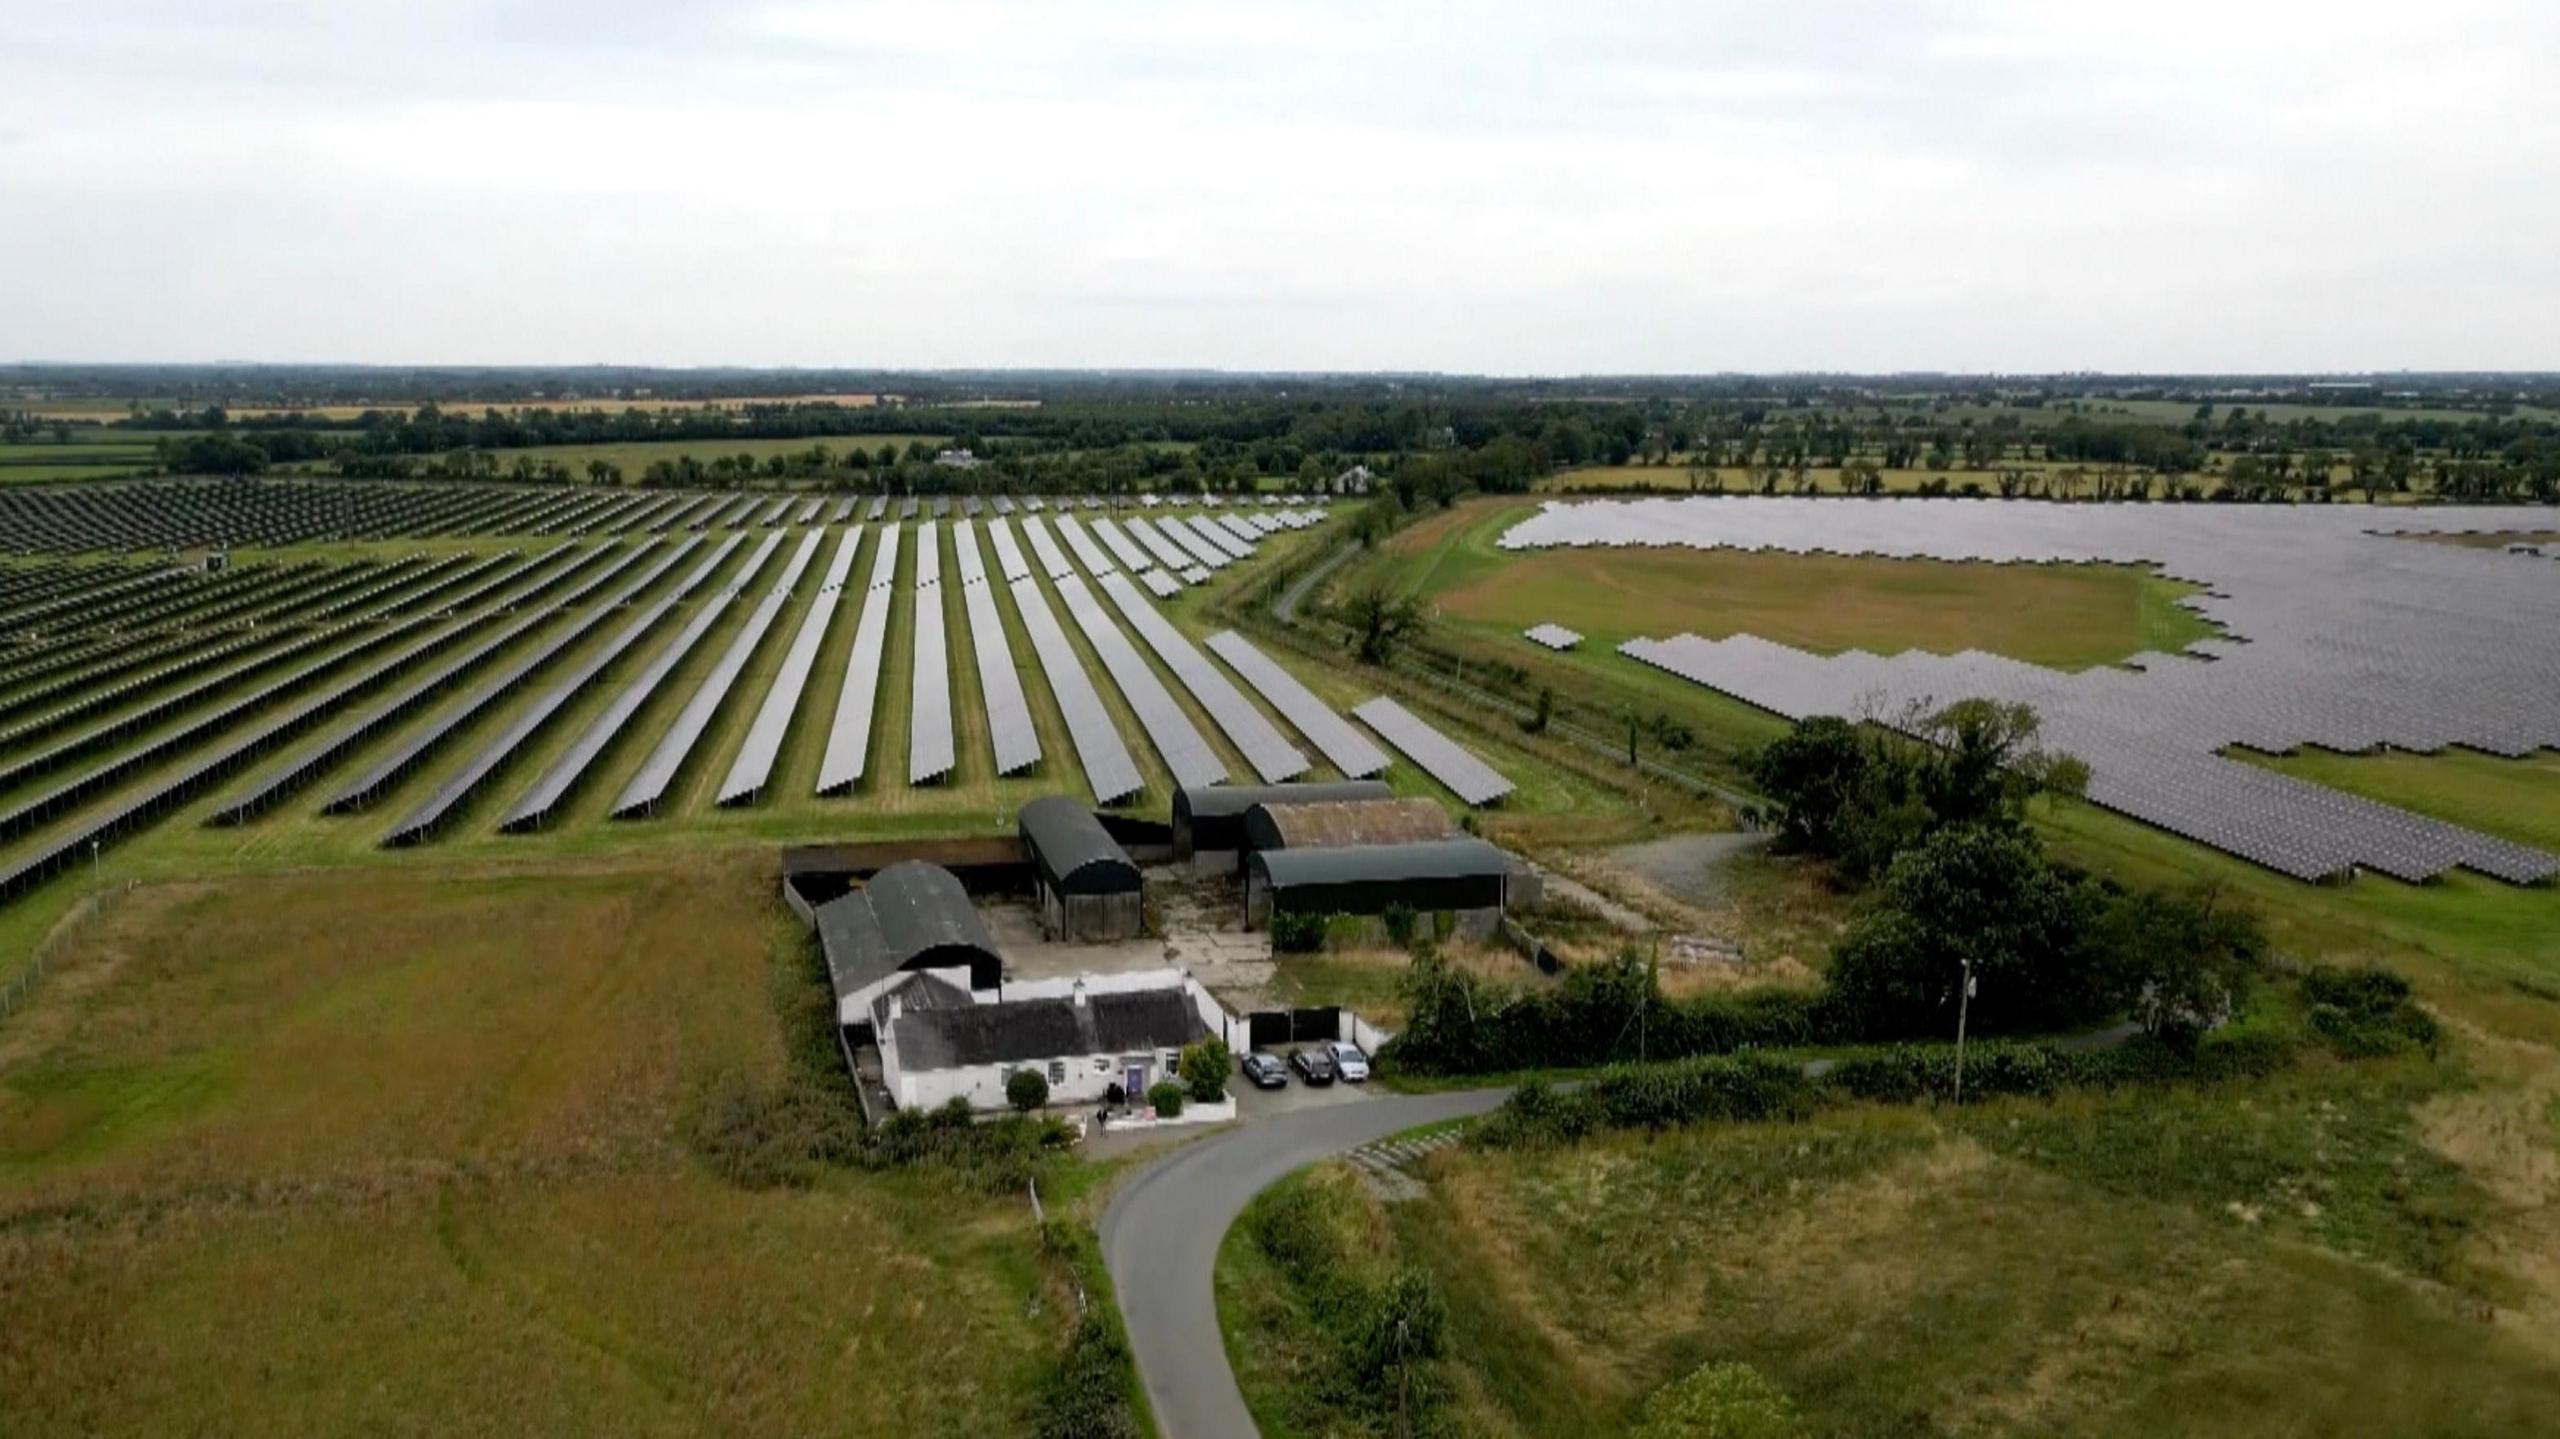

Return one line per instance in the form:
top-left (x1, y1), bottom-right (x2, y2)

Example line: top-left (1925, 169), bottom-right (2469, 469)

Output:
top-left (1099, 1087), bottom-right (1507, 1438)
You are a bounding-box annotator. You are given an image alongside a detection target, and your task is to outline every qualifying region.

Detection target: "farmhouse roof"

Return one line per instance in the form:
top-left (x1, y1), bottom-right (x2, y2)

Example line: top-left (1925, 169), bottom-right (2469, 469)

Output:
top-left (891, 987), bottom-right (1206, 1071)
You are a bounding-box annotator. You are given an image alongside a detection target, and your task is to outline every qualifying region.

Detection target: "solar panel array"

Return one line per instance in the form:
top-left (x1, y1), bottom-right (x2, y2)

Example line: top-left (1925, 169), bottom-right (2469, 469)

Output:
top-left (1008, 573), bottom-right (1143, 803)
top-left (612, 529), bottom-right (815, 817)
top-left (1524, 623), bottom-right (1583, 651)
top-left (954, 523), bottom-right (1041, 775)
top-left (816, 525), bottom-right (901, 794)
top-left (1505, 497), bottom-right (2560, 884)
top-left (497, 533), bottom-right (752, 831)
top-left (0, 484), bottom-right (1359, 906)
top-left (1204, 629), bottom-right (1390, 778)
top-left (717, 527), bottom-right (863, 806)
top-left (1352, 696), bottom-right (1515, 806)
top-left (1053, 573), bottom-right (1227, 788)
top-left (1099, 574), bottom-right (1308, 782)
top-left (385, 537), bottom-right (716, 844)
top-left (910, 526), bottom-right (956, 785)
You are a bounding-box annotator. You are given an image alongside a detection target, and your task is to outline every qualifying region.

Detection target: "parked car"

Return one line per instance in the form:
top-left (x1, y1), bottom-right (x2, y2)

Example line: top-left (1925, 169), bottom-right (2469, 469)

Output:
top-left (1326, 1041), bottom-right (1371, 1082)
top-left (1240, 1052), bottom-right (1290, 1090)
top-left (1289, 1047), bottom-right (1338, 1085)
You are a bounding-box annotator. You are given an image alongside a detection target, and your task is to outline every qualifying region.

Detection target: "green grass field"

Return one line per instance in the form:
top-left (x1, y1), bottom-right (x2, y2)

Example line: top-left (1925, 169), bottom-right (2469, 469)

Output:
top-left (435, 433), bottom-right (953, 478)
top-left (1255, 1053), bottom-right (2560, 1438)
top-left (0, 855), bottom-right (1074, 1436)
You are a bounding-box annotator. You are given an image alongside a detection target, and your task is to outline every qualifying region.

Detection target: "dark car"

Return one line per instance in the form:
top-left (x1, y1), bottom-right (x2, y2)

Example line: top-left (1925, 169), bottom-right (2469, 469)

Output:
top-left (1240, 1052), bottom-right (1290, 1089)
top-left (1289, 1047), bottom-right (1338, 1085)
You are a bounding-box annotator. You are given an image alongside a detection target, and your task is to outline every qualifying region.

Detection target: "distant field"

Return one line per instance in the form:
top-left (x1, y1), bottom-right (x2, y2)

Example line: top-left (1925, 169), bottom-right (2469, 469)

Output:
top-left (1376, 498), bottom-right (2216, 670)
top-left (470, 433), bottom-right (950, 475)
top-left (0, 856), bottom-right (1065, 1435)
top-left (233, 394), bottom-right (886, 420)
top-left (0, 431), bottom-right (183, 485)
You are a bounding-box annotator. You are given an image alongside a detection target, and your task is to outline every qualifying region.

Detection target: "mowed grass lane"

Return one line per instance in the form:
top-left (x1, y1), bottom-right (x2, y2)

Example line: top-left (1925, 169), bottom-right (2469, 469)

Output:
top-left (0, 856), bottom-right (1061, 1436)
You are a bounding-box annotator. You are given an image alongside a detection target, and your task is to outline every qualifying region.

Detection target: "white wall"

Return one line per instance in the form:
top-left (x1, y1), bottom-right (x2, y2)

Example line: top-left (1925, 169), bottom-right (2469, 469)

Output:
top-left (892, 1047), bottom-right (1183, 1112)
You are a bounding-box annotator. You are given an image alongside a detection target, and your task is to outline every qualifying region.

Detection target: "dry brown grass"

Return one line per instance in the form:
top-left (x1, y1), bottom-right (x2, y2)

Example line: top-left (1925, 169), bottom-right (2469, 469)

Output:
top-left (0, 853), bottom-right (1061, 1436)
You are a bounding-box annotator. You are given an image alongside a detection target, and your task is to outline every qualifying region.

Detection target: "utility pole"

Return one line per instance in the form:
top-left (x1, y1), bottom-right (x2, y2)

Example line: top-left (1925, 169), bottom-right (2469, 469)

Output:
top-left (1952, 959), bottom-right (1976, 1106)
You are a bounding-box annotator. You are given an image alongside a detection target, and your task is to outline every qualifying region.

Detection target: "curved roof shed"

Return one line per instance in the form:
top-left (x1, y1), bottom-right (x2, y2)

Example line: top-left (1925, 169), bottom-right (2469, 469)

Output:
top-left (1249, 836), bottom-right (1510, 917)
top-left (1243, 796), bottom-right (1454, 855)
top-left (1173, 780), bottom-right (1393, 857)
top-left (1019, 796), bottom-right (1143, 897)
top-left (815, 860), bottom-right (1004, 1003)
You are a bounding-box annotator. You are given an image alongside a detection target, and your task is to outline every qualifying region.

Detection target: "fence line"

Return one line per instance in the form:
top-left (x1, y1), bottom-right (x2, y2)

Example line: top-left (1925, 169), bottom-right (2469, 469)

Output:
top-left (0, 880), bottom-right (135, 1024)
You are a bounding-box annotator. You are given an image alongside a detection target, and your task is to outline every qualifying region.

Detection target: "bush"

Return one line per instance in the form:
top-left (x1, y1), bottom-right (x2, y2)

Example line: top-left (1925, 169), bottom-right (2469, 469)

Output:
top-left (1033, 1311), bottom-right (1139, 1439)
top-left (1382, 902), bottom-right (1417, 945)
top-left (1480, 1054), bottom-right (1814, 1146)
top-left (1007, 1068), bottom-right (1051, 1113)
top-left (1271, 909), bottom-right (1330, 953)
top-left (2303, 963), bottom-right (2439, 1057)
top-left (1146, 1081), bottom-right (1186, 1118)
top-left (1631, 1360), bottom-right (1808, 1439)
top-left (1181, 1038), bottom-right (1232, 1103)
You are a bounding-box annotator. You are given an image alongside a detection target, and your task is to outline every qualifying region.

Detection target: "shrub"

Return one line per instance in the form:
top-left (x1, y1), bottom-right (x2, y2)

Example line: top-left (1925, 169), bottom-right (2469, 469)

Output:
top-left (686, 1070), bottom-right (862, 1190)
top-left (1146, 1081), bottom-right (1186, 1118)
top-left (1271, 909), bottom-right (1330, 953)
top-left (1480, 1054), bottom-right (1814, 1146)
top-left (2302, 963), bottom-right (2439, 1057)
top-left (1006, 1068), bottom-right (1051, 1113)
top-left (1382, 902), bottom-right (1417, 945)
top-left (1181, 1038), bottom-right (1232, 1103)
top-left (1033, 1310), bottom-right (1139, 1439)
top-left (1631, 1360), bottom-right (1808, 1439)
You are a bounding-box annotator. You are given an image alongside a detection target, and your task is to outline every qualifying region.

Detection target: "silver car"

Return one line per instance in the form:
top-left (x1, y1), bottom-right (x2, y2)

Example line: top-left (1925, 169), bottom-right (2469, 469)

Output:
top-left (1326, 1041), bottom-right (1371, 1082)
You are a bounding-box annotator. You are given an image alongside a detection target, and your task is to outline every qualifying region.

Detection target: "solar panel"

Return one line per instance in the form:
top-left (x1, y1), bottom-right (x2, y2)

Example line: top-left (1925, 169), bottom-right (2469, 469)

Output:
top-left (1139, 568), bottom-right (1182, 599)
top-left (1056, 514), bottom-right (1117, 576)
top-left (955, 524), bottom-right (1040, 775)
top-left (1097, 574), bottom-right (1306, 782)
top-left (612, 529), bottom-right (818, 817)
top-left (1122, 516), bottom-right (1197, 572)
top-left (1052, 572), bottom-right (1226, 788)
top-left (1007, 575), bottom-right (1142, 803)
top-left (716, 526), bottom-right (864, 806)
top-left (1353, 696), bottom-right (1514, 805)
top-left (909, 533), bottom-right (956, 785)
top-left (816, 525), bottom-right (901, 794)
top-left (987, 516), bottom-right (1033, 582)
top-left (1203, 630), bottom-right (1390, 778)
top-left (1524, 623), bottom-right (1583, 650)
top-left (1022, 515), bottom-right (1074, 579)
top-left (1092, 517), bottom-right (1155, 571)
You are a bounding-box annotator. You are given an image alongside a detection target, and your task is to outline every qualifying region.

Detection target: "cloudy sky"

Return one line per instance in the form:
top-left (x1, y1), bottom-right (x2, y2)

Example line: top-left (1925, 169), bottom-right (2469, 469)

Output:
top-left (4, 0), bottom-right (2554, 372)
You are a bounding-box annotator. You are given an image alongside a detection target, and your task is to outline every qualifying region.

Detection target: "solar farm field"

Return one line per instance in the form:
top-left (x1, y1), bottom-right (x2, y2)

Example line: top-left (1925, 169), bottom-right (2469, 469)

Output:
top-left (0, 482), bottom-right (1618, 986)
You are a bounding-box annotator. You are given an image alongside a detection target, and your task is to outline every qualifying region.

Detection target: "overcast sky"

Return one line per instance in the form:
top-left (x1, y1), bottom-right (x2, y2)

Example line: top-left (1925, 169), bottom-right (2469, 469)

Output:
top-left (4, 1), bottom-right (2555, 373)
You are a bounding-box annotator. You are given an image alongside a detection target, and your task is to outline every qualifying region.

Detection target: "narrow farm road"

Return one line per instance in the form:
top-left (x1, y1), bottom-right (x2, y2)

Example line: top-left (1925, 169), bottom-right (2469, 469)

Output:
top-left (1099, 1088), bottom-right (1509, 1438)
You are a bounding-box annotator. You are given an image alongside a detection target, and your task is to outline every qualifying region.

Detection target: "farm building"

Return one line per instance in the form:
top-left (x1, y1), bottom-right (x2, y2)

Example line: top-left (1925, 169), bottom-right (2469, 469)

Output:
top-left (816, 860), bottom-right (1005, 1035)
top-left (1242, 796), bottom-right (1454, 858)
top-left (873, 969), bottom-right (1228, 1112)
top-left (1019, 796), bottom-right (1145, 941)
top-left (1246, 835), bottom-right (1513, 935)
top-left (1173, 780), bottom-right (1393, 872)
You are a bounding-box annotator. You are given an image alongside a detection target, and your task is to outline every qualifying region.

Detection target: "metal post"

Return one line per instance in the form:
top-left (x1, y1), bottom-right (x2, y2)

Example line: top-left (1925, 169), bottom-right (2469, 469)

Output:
top-left (1952, 959), bottom-right (1975, 1106)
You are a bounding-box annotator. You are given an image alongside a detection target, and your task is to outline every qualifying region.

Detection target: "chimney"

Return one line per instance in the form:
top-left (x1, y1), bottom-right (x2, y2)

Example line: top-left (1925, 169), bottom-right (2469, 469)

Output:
top-left (1071, 977), bottom-right (1088, 1008)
